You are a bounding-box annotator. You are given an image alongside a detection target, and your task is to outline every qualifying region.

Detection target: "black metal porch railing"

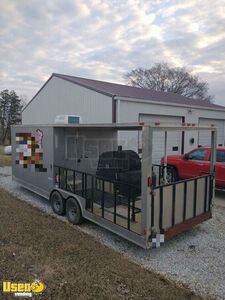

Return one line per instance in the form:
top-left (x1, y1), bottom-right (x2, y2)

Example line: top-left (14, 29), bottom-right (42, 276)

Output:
top-left (151, 173), bottom-right (214, 231)
top-left (54, 165), bottom-right (141, 233)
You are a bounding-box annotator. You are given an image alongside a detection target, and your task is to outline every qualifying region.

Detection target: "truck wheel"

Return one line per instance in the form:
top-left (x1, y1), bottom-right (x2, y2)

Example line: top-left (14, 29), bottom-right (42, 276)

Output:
top-left (50, 191), bottom-right (65, 215)
top-left (167, 167), bottom-right (178, 183)
top-left (66, 197), bottom-right (83, 225)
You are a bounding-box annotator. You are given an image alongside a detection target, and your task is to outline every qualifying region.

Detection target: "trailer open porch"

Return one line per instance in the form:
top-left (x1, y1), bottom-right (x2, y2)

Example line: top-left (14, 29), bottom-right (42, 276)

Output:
top-left (11, 123), bottom-right (217, 248)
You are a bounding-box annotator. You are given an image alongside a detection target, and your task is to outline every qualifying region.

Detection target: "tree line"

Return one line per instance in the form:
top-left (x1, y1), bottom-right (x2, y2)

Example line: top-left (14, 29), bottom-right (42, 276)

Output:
top-left (0, 90), bottom-right (23, 144)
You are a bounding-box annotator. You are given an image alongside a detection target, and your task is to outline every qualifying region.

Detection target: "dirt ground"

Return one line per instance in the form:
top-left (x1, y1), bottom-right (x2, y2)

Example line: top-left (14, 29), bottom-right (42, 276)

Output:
top-left (0, 188), bottom-right (203, 300)
top-left (0, 146), bottom-right (11, 166)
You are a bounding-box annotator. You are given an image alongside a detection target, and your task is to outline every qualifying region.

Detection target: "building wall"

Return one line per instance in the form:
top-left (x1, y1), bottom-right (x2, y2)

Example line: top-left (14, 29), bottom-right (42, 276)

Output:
top-left (22, 76), bottom-right (113, 124)
top-left (117, 98), bottom-right (225, 156)
top-left (23, 77), bottom-right (225, 160)
top-left (117, 98), bottom-right (225, 124)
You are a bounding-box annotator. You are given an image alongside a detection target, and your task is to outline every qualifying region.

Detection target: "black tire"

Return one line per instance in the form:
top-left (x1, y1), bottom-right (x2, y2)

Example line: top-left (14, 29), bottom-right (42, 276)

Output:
top-left (166, 167), bottom-right (178, 183)
top-left (50, 191), bottom-right (65, 215)
top-left (66, 197), bottom-right (83, 225)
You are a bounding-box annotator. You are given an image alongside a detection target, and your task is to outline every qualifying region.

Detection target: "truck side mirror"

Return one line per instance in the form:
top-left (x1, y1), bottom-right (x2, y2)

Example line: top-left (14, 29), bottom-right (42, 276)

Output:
top-left (184, 153), bottom-right (189, 160)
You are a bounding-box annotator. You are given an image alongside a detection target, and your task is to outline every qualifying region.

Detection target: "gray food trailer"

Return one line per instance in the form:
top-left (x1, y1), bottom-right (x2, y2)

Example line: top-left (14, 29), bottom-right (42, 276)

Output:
top-left (11, 123), bottom-right (216, 248)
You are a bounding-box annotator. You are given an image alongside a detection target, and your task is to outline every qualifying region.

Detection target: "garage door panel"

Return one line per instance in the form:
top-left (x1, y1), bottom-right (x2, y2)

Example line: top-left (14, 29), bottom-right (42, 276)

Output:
top-left (140, 114), bottom-right (183, 164)
top-left (199, 118), bottom-right (225, 147)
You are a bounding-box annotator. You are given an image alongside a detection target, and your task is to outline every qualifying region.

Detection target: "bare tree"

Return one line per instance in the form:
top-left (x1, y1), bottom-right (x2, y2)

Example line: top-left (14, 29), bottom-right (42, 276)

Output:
top-left (0, 89), bottom-right (23, 144)
top-left (125, 63), bottom-right (213, 102)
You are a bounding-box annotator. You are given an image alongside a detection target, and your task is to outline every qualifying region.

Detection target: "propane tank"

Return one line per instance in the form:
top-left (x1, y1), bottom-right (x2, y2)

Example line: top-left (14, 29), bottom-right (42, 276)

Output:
top-left (4, 145), bottom-right (12, 155)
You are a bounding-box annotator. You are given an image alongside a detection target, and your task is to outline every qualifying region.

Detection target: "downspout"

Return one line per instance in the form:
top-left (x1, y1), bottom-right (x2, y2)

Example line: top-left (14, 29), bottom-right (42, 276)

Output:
top-left (117, 98), bottom-right (120, 123)
top-left (112, 96), bottom-right (120, 124)
top-left (112, 96), bottom-right (116, 123)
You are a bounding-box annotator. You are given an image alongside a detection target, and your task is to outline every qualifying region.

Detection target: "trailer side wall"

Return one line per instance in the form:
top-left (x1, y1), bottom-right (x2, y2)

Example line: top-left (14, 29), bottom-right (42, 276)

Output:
top-left (11, 125), bottom-right (54, 198)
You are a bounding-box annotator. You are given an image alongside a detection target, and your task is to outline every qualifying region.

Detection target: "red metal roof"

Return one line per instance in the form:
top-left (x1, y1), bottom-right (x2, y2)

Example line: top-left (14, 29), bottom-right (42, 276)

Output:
top-left (54, 73), bottom-right (225, 110)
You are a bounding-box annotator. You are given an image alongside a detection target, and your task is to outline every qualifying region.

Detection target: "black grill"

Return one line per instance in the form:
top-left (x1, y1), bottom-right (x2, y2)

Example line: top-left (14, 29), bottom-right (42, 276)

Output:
top-left (96, 150), bottom-right (141, 198)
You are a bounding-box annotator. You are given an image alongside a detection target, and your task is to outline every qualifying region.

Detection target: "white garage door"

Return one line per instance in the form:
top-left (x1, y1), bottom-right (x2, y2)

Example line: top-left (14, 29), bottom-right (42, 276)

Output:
top-left (199, 118), bottom-right (225, 147)
top-left (139, 114), bottom-right (183, 164)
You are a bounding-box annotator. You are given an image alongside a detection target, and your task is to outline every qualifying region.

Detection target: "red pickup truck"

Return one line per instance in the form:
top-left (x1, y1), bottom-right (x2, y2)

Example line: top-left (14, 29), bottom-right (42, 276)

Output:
top-left (161, 146), bottom-right (225, 189)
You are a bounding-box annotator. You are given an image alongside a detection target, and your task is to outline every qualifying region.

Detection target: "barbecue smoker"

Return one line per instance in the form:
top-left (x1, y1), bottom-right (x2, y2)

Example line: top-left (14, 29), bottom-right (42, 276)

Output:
top-left (11, 123), bottom-right (217, 249)
top-left (96, 149), bottom-right (141, 197)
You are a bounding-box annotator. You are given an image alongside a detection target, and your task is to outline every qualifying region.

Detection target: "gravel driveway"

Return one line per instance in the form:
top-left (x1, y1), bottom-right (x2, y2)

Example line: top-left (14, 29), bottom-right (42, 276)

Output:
top-left (1, 166), bottom-right (225, 299)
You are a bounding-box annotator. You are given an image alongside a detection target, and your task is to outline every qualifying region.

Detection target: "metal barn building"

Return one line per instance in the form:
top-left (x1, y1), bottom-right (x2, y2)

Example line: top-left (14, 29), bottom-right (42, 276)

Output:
top-left (22, 73), bottom-right (225, 162)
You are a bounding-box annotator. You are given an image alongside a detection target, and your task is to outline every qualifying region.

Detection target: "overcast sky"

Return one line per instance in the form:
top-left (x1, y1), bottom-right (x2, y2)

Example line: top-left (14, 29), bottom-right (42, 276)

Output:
top-left (1, 0), bottom-right (225, 105)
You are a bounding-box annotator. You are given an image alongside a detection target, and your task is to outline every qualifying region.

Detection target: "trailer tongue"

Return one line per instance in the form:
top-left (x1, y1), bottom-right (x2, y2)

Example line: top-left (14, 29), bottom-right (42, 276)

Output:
top-left (11, 123), bottom-right (216, 248)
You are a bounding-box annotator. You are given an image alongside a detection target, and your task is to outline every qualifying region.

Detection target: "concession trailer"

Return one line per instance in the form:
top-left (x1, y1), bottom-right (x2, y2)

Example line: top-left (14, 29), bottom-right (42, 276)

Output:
top-left (11, 123), bottom-right (217, 248)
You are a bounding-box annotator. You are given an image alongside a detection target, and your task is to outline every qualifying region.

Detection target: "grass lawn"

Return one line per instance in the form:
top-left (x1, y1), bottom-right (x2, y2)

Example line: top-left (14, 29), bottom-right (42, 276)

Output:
top-left (0, 188), bottom-right (202, 300)
top-left (0, 145), bottom-right (11, 166)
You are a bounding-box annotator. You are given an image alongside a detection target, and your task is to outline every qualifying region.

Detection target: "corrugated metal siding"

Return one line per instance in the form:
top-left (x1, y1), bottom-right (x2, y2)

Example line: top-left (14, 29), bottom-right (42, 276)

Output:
top-left (140, 114), bottom-right (183, 163)
top-left (118, 99), bottom-right (225, 154)
top-left (117, 100), bottom-right (186, 157)
top-left (199, 118), bottom-right (225, 146)
top-left (22, 76), bottom-right (112, 124)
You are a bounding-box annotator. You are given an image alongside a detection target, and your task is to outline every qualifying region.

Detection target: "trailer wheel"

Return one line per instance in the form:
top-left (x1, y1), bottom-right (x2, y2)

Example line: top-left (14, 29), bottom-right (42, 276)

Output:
top-left (50, 191), bottom-right (65, 215)
top-left (66, 197), bottom-right (83, 225)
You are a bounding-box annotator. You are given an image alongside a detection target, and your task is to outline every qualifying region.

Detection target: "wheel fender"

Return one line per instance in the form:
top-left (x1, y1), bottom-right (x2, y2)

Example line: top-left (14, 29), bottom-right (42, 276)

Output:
top-left (65, 195), bottom-right (85, 213)
top-left (49, 189), bottom-right (64, 202)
